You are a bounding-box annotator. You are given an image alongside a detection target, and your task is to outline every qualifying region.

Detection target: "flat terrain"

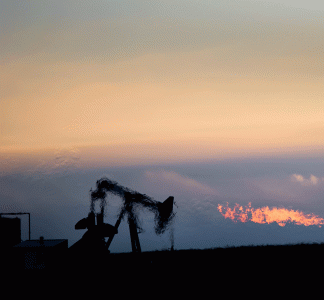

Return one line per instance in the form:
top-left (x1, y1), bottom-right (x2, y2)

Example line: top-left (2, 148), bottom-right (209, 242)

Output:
top-left (6, 243), bottom-right (324, 287)
top-left (63, 242), bottom-right (324, 281)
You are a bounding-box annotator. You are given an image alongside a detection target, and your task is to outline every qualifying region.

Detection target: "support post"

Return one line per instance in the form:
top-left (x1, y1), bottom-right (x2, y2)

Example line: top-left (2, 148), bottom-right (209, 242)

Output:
top-left (28, 213), bottom-right (30, 240)
top-left (128, 215), bottom-right (141, 253)
top-left (105, 212), bottom-right (123, 251)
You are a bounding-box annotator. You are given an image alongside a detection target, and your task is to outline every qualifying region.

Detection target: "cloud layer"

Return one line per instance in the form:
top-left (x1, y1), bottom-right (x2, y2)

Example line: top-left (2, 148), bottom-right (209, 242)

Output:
top-left (145, 170), bottom-right (218, 196)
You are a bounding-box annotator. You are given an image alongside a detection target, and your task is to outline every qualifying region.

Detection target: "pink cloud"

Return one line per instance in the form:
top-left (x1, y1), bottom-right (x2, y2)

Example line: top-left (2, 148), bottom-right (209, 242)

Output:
top-left (291, 174), bottom-right (323, 186)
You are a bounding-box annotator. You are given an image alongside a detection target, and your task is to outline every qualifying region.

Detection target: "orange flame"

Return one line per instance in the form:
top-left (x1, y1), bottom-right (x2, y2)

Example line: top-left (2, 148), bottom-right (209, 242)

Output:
top-left (217, 203), bottom-right (324, 227)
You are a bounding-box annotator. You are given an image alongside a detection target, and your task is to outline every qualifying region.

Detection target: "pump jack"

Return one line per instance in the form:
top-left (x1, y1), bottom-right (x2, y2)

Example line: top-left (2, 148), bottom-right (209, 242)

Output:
top-left (71, 178), bottom-right (175, 254)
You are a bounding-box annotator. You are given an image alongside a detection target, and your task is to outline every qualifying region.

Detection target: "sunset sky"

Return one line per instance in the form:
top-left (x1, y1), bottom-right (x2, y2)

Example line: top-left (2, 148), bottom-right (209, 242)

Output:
top-left (1, 1), bottom-right (324, 252)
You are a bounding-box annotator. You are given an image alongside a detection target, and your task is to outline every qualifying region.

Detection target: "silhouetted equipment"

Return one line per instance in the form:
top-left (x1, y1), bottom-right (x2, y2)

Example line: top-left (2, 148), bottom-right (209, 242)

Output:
top-left (0, 216), bottom-right (21, 248)
top-left (74, 217), bottom-right (88, 230)
top-left (0, 212), bottom-right (31, 248)
top-left (71, 177), bottom-right (176, 255)
top-left (13, 238), bottom-right (68, 270)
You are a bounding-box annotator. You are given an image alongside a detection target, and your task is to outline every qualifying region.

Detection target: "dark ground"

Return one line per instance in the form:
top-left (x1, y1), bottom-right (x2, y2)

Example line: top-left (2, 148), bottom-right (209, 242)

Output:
top-left (65, 242), bottom-right (324, 284)
top-left (4, 243), bottom-right (324, 291)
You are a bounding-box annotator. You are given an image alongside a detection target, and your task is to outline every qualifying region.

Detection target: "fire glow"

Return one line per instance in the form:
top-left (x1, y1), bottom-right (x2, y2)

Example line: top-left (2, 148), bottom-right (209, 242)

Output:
top-left (217, 203), bottom-right (324, 227)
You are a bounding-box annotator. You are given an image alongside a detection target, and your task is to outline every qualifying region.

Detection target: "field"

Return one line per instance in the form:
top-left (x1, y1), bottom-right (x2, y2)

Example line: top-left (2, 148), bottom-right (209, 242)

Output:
top-left (65, 243), bottom-right (324, 279)
top-left (5, 243), bottom-right (323, 291)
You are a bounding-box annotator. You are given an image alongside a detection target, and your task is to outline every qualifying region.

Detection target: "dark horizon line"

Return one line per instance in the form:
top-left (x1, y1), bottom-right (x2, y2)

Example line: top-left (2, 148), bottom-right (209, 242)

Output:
top-left (109, 241), bottom-right (324, 254)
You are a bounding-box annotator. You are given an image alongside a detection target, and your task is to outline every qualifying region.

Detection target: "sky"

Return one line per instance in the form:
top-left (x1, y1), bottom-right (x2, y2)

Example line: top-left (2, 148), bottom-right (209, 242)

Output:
top-left (1, 0), bottom-right (324, 253)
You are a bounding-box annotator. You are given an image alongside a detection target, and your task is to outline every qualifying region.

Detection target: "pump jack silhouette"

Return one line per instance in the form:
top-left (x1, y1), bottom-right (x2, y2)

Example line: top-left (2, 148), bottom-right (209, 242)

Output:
top-left (70, 178), bottom-right (175, 254)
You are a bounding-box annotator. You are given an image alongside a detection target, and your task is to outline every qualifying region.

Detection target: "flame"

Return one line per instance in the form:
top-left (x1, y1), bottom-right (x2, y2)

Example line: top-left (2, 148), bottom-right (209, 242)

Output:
top-left (217, 203), bottom-right (324, 227)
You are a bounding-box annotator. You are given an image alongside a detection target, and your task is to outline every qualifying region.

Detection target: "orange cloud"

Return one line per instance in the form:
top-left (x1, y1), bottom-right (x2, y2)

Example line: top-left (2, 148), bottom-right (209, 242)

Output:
top-left (218, 202), bottom-right (324, 227)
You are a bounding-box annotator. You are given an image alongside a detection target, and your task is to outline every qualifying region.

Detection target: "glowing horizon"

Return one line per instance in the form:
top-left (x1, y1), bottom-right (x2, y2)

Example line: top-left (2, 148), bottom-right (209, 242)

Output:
top-left (1, 0), bottom-right (324, 168)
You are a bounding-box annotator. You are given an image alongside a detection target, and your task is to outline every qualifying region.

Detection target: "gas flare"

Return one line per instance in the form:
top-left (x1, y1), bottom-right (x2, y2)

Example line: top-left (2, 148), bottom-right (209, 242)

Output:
top-left (218, 203), bottom-right (324, 227)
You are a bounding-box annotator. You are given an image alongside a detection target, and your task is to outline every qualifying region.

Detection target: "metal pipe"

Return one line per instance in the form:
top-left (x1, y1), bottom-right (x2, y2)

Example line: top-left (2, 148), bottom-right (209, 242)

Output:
top-left (28, 213), bottom-right (30, 240)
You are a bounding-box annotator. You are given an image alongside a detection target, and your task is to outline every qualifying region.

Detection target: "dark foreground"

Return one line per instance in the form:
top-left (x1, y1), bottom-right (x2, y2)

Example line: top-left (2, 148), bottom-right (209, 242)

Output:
top-left (4, 244), bottom-right (323, 298)
top-left (108, 242), bottom-right (324, 274)
top-left (6, 243), bottom-right (324, 282)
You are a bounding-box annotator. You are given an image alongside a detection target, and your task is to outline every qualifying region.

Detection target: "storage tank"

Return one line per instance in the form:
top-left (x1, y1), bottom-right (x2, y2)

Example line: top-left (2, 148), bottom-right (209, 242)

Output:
top-left (0, 216), bottom-right (21, 248)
